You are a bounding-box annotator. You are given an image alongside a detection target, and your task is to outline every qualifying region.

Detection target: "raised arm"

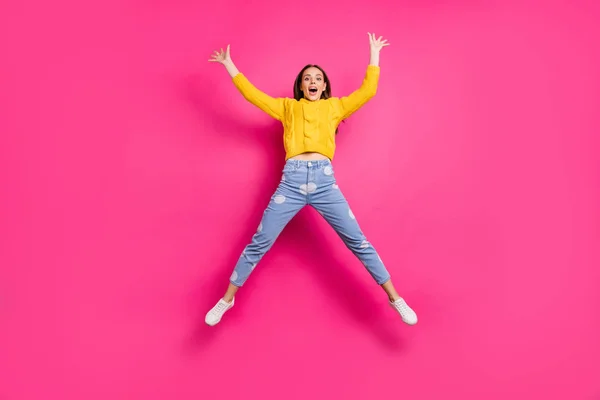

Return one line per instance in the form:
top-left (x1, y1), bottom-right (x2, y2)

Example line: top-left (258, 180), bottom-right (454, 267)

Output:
top-left (209, 45), bottom-right (285, 121)
top-left (335, 33), bottom-right (389, 120)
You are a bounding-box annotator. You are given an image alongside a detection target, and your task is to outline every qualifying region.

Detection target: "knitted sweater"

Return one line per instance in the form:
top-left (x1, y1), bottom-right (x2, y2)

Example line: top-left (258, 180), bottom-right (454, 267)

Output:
top-left (231, 65), bottom-right (380, 160)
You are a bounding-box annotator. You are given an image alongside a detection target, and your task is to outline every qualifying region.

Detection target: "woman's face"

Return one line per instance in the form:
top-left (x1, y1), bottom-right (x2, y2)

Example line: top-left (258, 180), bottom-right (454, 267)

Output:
top-left (300, 67), bottom-right (327, 101)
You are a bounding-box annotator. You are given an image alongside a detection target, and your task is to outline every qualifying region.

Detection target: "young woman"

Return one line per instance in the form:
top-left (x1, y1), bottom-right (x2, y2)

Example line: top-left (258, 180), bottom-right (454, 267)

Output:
top-left (205, 33), bottom-right (417, 327)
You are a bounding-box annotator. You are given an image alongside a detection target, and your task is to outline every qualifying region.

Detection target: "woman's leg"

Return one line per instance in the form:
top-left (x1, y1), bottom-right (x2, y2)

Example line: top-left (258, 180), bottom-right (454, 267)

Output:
top-left (381, 280), bottom-right (401, 302)
top-left (205, 163), bottom-right (307, 326)
top-left (222, 283), bottom-right (239, 303)
top-left (309, 163), bottom-right (417, 325)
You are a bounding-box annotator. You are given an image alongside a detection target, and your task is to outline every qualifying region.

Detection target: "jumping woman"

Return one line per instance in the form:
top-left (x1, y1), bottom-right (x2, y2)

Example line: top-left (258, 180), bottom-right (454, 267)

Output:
top-left (205, 33), bottom-right (417, 327)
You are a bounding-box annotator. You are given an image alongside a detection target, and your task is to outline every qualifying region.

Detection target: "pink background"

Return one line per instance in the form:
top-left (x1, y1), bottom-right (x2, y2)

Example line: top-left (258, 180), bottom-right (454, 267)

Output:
top-left (1, 0), bottom-right (599, 399)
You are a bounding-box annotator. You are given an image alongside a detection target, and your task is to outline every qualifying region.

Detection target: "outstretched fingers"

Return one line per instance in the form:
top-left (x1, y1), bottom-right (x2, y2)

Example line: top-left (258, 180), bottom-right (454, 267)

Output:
top-left (368, 32), bottom-right (390, 48)
top-left (208, 44), bottom-right (232, 63)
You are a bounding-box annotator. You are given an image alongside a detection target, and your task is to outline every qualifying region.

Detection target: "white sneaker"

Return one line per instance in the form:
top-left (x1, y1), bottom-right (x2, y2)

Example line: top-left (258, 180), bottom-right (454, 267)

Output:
top-left (390, 298), bottom-right (418, 325)
top-left (205, 298), bottom-right (234, 326)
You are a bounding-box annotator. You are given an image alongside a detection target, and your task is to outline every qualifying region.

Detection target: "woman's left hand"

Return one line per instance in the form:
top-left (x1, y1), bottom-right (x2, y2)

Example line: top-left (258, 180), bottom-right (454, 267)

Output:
top-left (368, 32), bottom-right (389, 53)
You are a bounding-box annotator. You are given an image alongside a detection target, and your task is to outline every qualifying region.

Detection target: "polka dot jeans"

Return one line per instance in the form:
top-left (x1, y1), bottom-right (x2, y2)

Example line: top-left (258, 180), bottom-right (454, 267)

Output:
top-left (230, 159), bottom-right (392, 287)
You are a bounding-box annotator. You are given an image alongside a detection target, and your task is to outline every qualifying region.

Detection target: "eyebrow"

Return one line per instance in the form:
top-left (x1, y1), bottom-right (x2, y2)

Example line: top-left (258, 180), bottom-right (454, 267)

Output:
top-left (303, 73), bottom-right (323, 78)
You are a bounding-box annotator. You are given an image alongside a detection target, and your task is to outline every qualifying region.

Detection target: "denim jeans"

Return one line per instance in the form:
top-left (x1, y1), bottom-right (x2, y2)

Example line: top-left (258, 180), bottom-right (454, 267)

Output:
top-left (230, 159), bottom-right (392, 287)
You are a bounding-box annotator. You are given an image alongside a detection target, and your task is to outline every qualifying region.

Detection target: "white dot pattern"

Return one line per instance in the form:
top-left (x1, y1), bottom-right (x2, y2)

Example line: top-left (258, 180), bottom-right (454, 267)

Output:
top-left (323, 166), bottom-right (333, 176)
top-left (230, 270), bottom-right (238, 282)
top-left (300, 182), bottom-right (317, 195)
top-left (274, 194), bottom-right (286, 204)
top-left (349, 209), bottom-right (355, 219)
top-left (332, 183), bottom-right (339, 189)
top-left (360, 240), bottom-right (369, 249)
top-left (281, 174), bottom-right (285, 181)
top-left (257, 222), bottom-right (262, 233)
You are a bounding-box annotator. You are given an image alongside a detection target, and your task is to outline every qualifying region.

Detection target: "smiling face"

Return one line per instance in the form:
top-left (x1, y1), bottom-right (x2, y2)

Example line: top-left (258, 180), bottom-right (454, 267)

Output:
top-left (299, 66), bottom-right (328, 101)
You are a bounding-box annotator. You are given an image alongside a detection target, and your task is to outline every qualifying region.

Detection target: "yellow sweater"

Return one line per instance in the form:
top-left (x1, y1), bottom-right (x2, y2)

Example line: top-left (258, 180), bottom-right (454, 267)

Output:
top-left (231, 65), bottom-right (380, 160)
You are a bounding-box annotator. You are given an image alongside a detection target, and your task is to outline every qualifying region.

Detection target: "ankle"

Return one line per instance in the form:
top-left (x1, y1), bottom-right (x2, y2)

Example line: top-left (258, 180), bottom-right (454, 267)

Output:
top-left (223, 296), bottom-right (234, 303)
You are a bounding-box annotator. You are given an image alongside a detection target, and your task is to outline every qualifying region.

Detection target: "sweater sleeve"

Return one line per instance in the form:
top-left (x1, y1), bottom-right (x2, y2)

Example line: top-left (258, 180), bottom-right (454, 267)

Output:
top-left (232, 73), bottom-right (286, 121)
top-left (334, 65), bottom-right (380, 120)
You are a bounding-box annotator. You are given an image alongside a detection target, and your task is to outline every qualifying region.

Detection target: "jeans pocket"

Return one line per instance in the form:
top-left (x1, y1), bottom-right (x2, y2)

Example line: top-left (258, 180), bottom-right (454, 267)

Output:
top-left (322, 163), bottom-right (334, 177)
top-left (282, 163), bottom-right (298, 176)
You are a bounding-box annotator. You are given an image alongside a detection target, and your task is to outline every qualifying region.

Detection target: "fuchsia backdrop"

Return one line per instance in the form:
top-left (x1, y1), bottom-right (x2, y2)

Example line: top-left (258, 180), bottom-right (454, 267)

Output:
top-left (1, 0), bottom-right (599, 399)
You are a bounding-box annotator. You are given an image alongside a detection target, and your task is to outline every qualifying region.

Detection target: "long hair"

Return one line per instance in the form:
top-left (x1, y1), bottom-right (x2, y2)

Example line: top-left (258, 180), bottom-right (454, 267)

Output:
top-left (293, 64), bottom-right (342, 133)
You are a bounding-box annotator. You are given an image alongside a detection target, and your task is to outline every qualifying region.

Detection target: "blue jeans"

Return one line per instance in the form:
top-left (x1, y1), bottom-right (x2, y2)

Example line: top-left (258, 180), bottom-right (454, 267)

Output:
top-left (230, 159), bottom-right (391, 287)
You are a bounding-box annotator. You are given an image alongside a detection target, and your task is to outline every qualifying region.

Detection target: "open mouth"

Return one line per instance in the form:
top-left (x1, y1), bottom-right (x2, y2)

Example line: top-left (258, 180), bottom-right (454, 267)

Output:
top-left (308, 87), bottom-right (318, 95)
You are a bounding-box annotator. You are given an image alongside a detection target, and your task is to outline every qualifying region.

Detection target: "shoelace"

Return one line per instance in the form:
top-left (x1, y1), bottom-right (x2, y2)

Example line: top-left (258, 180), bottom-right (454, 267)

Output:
top-left (394, 300), bottom-right (410, 314)
top-left (213, 301), bottom-right (228, 315)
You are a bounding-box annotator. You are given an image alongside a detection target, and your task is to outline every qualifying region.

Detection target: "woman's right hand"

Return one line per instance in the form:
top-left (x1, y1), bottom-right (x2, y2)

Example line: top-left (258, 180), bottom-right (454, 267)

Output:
top-left (209, 45), bottom-right (232, 64)
top-left (209, 44), bottom-right (239, 77)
